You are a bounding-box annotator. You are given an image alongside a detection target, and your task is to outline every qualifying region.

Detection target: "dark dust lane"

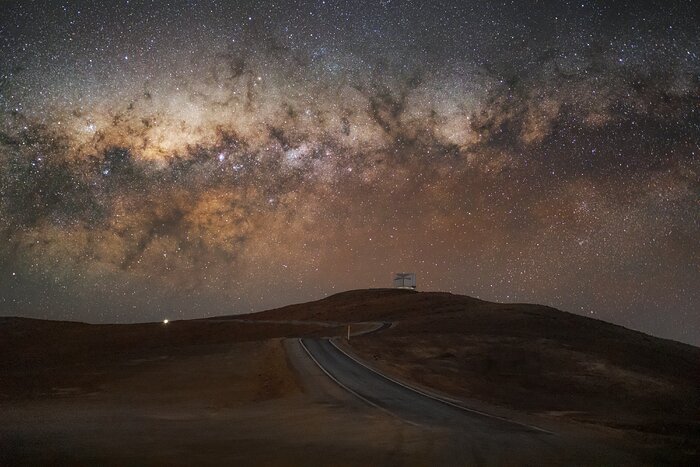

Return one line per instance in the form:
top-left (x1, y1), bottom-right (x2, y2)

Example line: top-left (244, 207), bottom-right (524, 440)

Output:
top-left (298, 338), bottom-right (640, 466)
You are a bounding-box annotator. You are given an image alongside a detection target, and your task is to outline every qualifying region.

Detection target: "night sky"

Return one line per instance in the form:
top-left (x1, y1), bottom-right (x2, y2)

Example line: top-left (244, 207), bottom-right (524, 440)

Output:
top-left (1, 1), bottom-right (698, 344)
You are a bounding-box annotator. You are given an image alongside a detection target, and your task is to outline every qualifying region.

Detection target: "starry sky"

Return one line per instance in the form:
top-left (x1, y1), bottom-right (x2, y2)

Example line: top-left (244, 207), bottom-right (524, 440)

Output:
top-left (1, 0), bottom-right (698, 344)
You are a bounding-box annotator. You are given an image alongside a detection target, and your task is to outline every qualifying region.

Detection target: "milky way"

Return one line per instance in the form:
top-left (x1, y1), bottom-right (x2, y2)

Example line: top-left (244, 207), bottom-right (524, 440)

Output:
top-left (1, 0), bottom-right (698, 344)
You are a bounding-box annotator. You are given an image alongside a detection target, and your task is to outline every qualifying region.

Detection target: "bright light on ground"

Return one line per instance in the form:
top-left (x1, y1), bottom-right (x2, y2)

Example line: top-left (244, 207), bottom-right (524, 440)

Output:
top-left (163, 319), bottom-right (169, 324)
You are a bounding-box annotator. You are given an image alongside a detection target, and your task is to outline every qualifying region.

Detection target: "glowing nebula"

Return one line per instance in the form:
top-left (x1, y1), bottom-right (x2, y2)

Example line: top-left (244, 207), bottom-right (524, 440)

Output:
top-left (0, 0), bottom-right (698, 344)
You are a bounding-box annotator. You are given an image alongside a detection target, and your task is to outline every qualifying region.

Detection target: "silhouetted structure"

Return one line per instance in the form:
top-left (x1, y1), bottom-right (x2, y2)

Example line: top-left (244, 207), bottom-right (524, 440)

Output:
top-left (393, 273), bottom-right (416, 289)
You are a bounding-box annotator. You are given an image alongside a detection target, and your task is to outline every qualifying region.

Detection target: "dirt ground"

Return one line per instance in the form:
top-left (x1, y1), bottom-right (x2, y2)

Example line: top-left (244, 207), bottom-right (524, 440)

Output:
top-left (251, 289), bottom-right (700, 463)
top-left (2, 289), bottom-right (699, 465)
top-left (0, 318), bottom-right (453, 466)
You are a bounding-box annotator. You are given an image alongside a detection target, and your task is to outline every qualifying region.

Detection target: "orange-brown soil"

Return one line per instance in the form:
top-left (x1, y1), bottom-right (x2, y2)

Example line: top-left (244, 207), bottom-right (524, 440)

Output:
top-left (2, 289), bottom-right (699, 465)
top-left (248, 289), bottom-right (700, 461)
top-left (0, 316), bottom-right (442, 466)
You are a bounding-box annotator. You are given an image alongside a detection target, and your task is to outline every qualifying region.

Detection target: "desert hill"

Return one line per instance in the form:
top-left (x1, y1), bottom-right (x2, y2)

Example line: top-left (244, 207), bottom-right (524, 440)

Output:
top-left (239, 289), bottom-right (700, 457)
top-left (240, 288), bottom-right (698, 391)
top-left (2, 289), bottom-right (699, 464)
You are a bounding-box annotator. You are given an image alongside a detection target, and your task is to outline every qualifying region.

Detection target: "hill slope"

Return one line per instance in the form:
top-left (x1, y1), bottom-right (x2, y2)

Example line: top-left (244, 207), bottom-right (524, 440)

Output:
top-left (3, 289), bottom-right (698, 461)
top-left (244, 289), bottom-right (700, 457)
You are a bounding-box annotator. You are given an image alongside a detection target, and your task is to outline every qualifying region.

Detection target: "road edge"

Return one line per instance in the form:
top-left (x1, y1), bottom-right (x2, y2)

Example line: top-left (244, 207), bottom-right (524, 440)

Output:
top-left (330, 338), bottom-right (553, 435)
top-left (297, 338), bottom-right (421, 426)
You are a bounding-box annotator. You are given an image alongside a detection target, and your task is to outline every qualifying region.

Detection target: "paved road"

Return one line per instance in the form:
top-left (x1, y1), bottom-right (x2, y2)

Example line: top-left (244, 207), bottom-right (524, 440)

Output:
top-left (300, 338), bottom-right (542, 433)
top-left (298, 337), bottom-right (638, 465)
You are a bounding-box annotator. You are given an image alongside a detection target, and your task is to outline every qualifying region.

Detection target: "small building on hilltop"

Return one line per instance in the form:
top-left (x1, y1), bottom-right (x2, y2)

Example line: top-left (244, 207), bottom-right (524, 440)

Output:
top-left (393, 272), bottom-right (416, 290)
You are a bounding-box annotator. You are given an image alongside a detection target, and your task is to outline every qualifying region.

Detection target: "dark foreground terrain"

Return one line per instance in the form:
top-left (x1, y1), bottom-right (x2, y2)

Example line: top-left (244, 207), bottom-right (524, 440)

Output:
top-left (1, 289), bottom-right (698, 465)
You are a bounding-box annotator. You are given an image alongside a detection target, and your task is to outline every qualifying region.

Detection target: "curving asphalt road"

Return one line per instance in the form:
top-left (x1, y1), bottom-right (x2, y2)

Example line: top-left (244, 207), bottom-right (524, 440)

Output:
top-left (300, 338), bottom-right (544, 433)
top-left (297, 337), bottom-right (638, 465)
